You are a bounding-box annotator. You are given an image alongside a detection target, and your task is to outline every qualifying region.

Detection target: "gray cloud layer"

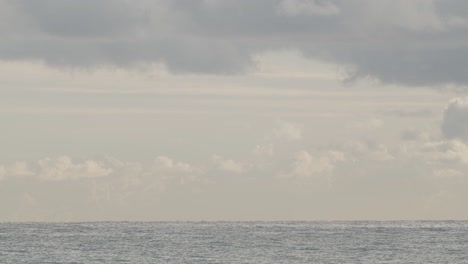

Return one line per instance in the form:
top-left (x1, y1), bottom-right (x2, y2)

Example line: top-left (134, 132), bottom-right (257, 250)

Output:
top-left (1, 0), bottom-right (468, 85)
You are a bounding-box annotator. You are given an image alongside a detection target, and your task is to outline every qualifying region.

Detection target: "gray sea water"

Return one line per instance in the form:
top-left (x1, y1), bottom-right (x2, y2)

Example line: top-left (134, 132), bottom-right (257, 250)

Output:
top-left (0, 221), bottom-right (467, 263)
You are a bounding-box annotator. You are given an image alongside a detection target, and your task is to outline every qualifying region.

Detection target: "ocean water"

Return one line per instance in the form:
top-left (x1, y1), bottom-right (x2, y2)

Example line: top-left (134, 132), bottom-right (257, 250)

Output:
top-left (0, 221), bottom-right (467, 263)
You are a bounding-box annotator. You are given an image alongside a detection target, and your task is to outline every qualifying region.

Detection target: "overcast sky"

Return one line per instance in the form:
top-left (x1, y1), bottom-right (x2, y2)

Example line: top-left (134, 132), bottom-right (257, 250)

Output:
top-left (1, 0), bottom-right (468, 221)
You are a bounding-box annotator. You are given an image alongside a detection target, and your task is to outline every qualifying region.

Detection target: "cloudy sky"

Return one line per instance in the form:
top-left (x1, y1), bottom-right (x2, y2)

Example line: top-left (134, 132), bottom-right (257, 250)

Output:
top-left (1, 0), bottom-right (468, 221)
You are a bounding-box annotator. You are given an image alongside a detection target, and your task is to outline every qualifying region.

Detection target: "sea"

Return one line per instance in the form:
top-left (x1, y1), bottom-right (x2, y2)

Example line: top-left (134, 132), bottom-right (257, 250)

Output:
top-left (0, 221), bottom-right (467, 263)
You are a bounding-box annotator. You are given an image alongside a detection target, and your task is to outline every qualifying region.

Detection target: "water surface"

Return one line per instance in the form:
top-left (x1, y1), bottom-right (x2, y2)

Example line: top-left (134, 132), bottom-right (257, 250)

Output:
top-left (1, 221), bottom-right (467, 263)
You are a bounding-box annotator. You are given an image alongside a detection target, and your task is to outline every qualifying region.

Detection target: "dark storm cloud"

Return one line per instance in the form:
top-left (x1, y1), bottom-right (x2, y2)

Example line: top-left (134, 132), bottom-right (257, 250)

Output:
top-left (1, 0), bottom-right (468, 85)
top-left (14, 0), bottom-right (147, 37)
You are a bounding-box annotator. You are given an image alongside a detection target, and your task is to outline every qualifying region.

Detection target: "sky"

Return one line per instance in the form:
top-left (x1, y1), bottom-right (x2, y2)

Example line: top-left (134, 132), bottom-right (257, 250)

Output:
top-left (1, 0), bottom-right (468, 221)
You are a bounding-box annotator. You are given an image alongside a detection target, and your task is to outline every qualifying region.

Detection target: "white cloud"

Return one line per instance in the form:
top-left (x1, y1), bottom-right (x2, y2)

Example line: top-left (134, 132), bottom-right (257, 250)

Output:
top-left (273, 121), bottom-right (302, 141)
top-left (419, 139), bottom-right (468, 165)
top-left (37, 156), bottom-right (112, 181)
top-left (149, 156), bottom-right (203, 185)
top-left (344, 141), bottom-right (394, 161)
top-left (327, 150), bottom-right (346, 162)
top-left (286, 150), bottom-right (344, 179)
top-left (105, 157), bottom-right (144, 175)
top-left (370, 145), bottom-right (395, 161)
top-left (7, 161), bottom-right (34, 177)
top-left (253, 144), bottom-right (274, 158)
top-left (276, 0), bottom-right (340, 16)
top-left (220, 160), bottom-right (244, 174)
top-left (433, 169), bottom-right (465, 179)
top-left (212, 155), bottom-right (245, 174)
top-left (0, 155), bottom-right (203, 182)
top-left (153, 156), bottom-right (199, 174)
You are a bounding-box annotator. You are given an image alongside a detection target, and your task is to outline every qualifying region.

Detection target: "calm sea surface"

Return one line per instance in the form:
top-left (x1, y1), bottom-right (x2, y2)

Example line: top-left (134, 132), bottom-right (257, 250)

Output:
top-left (0, 221), bottom-right (467, 263)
